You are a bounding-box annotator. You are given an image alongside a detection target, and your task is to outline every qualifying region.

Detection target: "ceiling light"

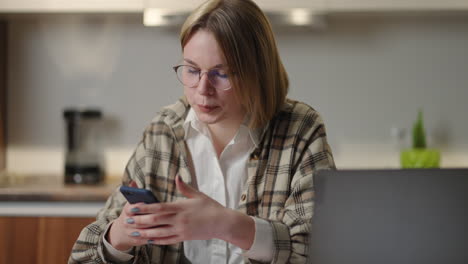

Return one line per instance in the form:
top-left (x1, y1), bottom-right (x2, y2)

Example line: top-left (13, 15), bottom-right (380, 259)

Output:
top-left (289, 8), bottom-right (312, 26)
top-left (143, 8), bottom-right (171, 26)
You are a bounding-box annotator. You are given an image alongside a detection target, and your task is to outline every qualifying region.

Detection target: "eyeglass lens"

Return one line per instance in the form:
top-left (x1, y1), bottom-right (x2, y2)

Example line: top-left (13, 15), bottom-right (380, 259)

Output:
top-left (176, 65), bottom-right (231, 90)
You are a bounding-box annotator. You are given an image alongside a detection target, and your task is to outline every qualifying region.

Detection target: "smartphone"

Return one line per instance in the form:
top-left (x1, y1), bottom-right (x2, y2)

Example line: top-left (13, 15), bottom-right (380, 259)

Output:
top-left (120, 186), bottom-right (159, 204)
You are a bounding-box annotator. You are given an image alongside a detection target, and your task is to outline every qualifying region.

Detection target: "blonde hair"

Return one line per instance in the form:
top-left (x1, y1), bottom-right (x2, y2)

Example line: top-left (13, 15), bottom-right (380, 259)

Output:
top-left (180, 0), bottom-right (289, 128)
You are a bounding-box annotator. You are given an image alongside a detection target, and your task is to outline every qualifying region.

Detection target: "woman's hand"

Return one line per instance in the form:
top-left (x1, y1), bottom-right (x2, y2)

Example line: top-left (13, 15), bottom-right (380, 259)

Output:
top-left (108, 175), bottom-right (255, 250)
top-left (106, 181), bottom-right (150, 251)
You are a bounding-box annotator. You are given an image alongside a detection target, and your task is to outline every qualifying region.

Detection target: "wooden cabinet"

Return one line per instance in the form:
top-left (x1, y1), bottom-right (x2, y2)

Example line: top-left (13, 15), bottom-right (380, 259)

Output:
top-left (0, 216), bottom-right (94, 264)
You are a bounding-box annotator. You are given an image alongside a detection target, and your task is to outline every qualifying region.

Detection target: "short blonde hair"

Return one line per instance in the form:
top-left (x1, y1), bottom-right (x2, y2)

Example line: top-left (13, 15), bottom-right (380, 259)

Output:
top-left (180, 0), bottom-right (289, 128)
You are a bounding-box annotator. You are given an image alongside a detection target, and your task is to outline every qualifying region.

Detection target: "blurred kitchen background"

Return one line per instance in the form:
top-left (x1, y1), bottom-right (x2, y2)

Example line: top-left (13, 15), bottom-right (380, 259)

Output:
top-left (1, 1), bottom-right (468, 263)
top-left (3, 2), bottom-right (468, 177)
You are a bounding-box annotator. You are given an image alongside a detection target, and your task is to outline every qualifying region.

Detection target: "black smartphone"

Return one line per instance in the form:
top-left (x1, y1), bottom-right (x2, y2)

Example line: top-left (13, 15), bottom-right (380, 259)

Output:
top-left (120, 186), bottom-right (159, 204)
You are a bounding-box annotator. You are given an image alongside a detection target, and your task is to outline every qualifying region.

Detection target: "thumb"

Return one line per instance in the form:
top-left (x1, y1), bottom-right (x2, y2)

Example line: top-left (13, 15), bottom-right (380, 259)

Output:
top-left (129, 181), bottom-right (138, 188)
top-left (176, 175), bottom-right (199, 199)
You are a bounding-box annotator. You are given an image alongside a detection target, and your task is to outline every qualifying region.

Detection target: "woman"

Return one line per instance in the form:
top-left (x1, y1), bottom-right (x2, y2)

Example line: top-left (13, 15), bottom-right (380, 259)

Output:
top-left (69, 0), bottom-right (335, 263)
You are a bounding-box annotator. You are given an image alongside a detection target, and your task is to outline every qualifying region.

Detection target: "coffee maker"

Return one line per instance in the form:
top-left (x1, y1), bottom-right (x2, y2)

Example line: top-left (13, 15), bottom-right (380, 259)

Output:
top-left (63, 108), bottom-right (104, 184)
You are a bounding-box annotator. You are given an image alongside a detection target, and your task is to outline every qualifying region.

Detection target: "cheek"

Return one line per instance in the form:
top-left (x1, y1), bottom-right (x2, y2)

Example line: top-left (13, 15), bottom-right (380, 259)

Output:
top-left (221, 92), bottom-right (239, 106)
top-left (184, 87), bottom-right (195, 104)
top-left (220, 93), bottom-right (243, 112)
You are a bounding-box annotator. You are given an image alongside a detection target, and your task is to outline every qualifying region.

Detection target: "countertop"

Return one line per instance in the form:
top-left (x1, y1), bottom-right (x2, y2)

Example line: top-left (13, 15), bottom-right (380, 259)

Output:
top-left (0, 202), bottom-right (106, 217)
top-left (0, 173), bottom-right (120, 202)
top-left (0, 173), bottom-right (121, 216)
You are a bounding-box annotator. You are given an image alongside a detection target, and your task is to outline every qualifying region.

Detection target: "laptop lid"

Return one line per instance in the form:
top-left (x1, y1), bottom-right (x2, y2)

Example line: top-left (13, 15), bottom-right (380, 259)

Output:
top-left (309, 169), bottom-right (468, 264)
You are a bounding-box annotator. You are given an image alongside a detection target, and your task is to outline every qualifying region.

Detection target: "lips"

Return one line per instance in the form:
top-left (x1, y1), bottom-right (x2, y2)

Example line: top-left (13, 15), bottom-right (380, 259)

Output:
top-left (198, 104), bottom-right (219, 113)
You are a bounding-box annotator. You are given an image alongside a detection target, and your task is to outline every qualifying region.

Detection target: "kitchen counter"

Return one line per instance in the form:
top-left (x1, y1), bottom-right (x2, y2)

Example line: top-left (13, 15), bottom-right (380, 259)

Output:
top-left (0, 201), bottom-right (105, 217)
top-left (0, 173), bottom-right (120, 202)
top-left (0, 173), bottom-right (121, 216)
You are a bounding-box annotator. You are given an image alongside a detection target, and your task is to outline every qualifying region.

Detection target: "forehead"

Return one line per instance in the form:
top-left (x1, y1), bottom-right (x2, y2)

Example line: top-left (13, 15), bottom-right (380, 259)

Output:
top-left (183, 29), bottom-right (227, 68)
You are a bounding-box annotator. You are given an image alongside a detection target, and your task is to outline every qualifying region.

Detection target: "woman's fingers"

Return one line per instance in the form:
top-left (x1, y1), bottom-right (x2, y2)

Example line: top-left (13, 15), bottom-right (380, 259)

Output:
top-left (123, 226), bottom-right (181, 245)
top-left (126, 201), bottom-right (183, 216)
top-left (117, 183), bottom-right (226, 245)
top-left (176, 174), bottom-right (200, 199)
top-left (125, 213), bottom-right (176, 229)
top-left (140, 225), bottom-right (178, 239)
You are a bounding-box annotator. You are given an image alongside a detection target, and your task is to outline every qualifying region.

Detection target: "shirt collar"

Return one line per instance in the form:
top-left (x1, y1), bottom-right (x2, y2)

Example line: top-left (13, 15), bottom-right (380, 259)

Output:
top-left (183, 108), bottom-right (259, 147)
top-left (183, 108), bottom-right (204, 139)
top-left (242, 114), bottom-right (260, 147)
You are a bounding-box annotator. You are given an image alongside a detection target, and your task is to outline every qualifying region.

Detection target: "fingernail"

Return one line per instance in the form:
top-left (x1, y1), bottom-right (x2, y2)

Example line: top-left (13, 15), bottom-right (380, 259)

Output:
top-left (131, 207), bottom-right (140, 213)
top-left (126, 218), bottom-right (135, 224)
top-left (131, 231), bottom-right (141, 237)
top-left (147, 239), bottom-right (154, 244)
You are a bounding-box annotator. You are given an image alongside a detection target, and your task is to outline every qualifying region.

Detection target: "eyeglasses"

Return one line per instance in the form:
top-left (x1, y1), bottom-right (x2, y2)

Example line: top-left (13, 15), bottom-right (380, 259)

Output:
top-left (173, 65), bottom-right (232, 91)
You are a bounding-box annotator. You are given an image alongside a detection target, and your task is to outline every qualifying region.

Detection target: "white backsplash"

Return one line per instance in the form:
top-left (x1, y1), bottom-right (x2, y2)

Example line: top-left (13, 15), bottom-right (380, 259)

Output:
top-left (6, 14), bottom-right (468, 173)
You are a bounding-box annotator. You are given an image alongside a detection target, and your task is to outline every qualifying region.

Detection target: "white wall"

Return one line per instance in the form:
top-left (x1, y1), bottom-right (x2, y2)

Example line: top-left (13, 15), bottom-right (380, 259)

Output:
top-left (6, 14), bottom-right (468, 175)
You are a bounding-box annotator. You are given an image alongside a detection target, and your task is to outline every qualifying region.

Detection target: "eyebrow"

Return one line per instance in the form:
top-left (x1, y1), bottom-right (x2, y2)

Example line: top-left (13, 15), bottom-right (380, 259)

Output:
top-left (183, 58), bottom-right (225, 69)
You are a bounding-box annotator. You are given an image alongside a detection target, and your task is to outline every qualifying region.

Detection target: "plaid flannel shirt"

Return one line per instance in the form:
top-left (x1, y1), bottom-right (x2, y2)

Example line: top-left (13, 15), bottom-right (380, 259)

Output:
top-left (69, 97), bottom-right (335, 264)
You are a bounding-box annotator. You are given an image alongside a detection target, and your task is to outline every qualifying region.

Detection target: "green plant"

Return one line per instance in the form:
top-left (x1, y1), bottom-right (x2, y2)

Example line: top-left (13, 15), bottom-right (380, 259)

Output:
top-left (400, 109), bottom-right (440, 168)
top-left (412, 110), bottom-right (426, 149)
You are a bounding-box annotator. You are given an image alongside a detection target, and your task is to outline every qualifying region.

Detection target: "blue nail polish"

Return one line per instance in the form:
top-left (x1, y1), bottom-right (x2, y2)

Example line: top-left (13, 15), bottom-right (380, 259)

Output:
top-left (131, 231), bottom-right (141, 237)
top-left (147, 239), bottom-right (155, 244)
top-left (131, 207), bottom-right (140, 213)
top-left (126, 218), bottom-right (135, 224)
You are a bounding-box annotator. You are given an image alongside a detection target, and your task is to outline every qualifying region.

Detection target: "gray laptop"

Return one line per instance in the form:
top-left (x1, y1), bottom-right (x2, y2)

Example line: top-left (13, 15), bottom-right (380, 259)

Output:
top-left (309, 169), bottom-right (468, 264)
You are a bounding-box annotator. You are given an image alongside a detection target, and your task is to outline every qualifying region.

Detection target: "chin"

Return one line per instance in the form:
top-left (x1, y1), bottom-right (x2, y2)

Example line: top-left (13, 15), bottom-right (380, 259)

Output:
top-left (195, 111), bottom-right (222, 125)
top-left (197, 115), bottom-right (220, 125)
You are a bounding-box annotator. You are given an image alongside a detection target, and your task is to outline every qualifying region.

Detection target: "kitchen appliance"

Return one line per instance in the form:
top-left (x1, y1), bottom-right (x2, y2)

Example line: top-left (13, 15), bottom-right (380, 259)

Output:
top-left (63, 108), bottom-right (104, 184)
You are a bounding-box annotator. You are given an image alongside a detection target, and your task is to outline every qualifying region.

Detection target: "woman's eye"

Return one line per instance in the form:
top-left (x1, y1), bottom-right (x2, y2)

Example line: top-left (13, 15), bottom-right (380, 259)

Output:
top-left (213, 70), bottom-right (228, 79)
top-left (187, 67), bottom-right (200, 75)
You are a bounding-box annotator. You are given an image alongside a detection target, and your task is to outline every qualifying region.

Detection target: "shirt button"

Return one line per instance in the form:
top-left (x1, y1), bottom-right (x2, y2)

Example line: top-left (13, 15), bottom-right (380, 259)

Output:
top-left (241, 194), bottom-right (247, 201)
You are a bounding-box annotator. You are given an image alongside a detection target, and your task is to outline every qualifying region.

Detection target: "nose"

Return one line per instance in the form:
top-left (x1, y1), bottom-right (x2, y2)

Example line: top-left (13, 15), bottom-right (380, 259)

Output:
top-left (196, 72), bottom-right (215, 96)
